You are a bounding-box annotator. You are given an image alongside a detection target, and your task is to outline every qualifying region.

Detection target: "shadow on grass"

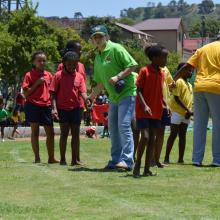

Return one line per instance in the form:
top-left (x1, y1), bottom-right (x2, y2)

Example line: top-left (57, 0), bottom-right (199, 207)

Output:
top-left (68, 167), bottom-right (130, 173)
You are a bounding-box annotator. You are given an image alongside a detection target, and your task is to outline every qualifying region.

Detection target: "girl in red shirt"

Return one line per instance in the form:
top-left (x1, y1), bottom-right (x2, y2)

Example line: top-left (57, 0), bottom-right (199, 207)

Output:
top-left (50, 51), bottom-right (89, 166)
top-left (22, 51), bottom-right (58, 164)
top-left (133, 45), bottom-right (168, 178)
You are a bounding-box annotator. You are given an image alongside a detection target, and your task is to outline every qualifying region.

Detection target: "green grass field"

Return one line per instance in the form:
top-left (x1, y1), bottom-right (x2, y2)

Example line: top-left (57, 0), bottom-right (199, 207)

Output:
top-left (0, 131), bottom-right (220, 220)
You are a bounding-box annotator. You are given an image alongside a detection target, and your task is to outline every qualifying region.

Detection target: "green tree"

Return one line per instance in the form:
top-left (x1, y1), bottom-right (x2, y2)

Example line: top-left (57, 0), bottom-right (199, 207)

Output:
top-left (199, 0), bottom-right (215, 14)
top-left (81, 16), bottom-right (122, 42)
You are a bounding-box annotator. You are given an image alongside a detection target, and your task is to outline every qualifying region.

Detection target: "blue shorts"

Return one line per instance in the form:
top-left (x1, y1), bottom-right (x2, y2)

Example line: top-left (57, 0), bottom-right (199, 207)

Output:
top-left (161, 108), bottom-right (171, 126)
top-left (58, 107), bottom-right (81, 125)
top-left (25, 102), bottom-right (53, 126)
top-left (137, 118), bottom-right (161, 129)
top-left (0, 120), bottom-right (8, 127)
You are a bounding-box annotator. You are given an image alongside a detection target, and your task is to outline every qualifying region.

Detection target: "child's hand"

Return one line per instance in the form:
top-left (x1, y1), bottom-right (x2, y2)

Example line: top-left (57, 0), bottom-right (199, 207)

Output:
top-left (169, 81), bottom-right (176, 90)
top-left (52, 109), bottom-right (59, 121)
top-left (109, 76), bottom-right (119, 85)
top-left (86, 98), bottom-right (93, 110)
top-left (144, 105), bottom-right (152, 116)
top-left (167, 107), bottom-right (172, 117)
top-left (36, 77), bottom-right (45, 85)
top-left (185, 110), bottom-right (193, 119)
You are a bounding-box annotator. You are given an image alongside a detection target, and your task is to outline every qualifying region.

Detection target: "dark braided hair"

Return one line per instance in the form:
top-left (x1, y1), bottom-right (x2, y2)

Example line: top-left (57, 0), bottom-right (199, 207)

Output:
top-left (144, 45), bottom-right (167, 61)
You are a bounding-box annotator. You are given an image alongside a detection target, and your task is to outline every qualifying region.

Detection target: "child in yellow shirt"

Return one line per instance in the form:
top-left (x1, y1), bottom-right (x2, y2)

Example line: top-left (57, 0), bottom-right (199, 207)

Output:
top-left (164, 63), bottom-right (193, 164)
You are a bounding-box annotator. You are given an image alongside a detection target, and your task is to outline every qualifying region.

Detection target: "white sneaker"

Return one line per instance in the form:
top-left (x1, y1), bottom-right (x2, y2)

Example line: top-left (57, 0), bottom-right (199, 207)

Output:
top-left (2, 139), bottom-right (5, 142)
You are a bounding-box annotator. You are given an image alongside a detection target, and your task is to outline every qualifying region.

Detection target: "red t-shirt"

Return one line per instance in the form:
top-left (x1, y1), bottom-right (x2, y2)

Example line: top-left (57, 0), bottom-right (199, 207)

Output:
top-left (22, 69), bottom-right (53, 107)
top-left (57, 62), bottom-right (86, 108)
top-left (50, 70), bottom-right (86, 111)
top-left (136, 65), bottom-right (165, 120)
top-left (86, 127), bottom-right (96, 136)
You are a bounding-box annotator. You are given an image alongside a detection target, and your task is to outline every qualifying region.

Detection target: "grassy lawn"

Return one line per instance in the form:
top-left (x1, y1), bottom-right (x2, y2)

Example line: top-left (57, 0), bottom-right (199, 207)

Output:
top-left (0, 131), bottom-right (220, 220)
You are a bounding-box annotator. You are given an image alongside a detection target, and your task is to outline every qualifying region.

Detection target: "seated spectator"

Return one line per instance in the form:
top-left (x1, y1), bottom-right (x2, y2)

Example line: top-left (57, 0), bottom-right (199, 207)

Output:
top-left (85, 126), bottom-right (97, 138)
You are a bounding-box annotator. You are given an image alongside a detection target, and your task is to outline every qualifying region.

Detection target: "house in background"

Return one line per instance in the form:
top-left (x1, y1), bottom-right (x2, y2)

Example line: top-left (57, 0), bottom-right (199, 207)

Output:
top-left (133, 18), bottom-right (184, 55)
top-left (115, 22), bottom-right (154, 43)
top-left (183, 37), bottom-right (211, 61)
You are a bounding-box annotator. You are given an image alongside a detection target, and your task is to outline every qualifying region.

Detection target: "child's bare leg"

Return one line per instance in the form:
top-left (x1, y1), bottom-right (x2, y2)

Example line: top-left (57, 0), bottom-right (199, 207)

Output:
top-left (1, 126), bottom-right (5, 139)
top-left (11, 125), bottom-right (18, 138)
top-left (70, 124), bottom-right (81, 165)
top-left (59, 123), bottom-right (69, 165)
top-left (154, 126), bottom-right (165, 167)
top-left (144, 128), bottom-right (157, 174)
top-left (44, 125), bottom-right (58, 164)
top-left (164, 124), bottom-right (179, 163)
top-left (30, 123), bottom-right (40, 163)
top-left (133, 129), bottom-right (148, 177)
top-left (178, 123), bottom-right (188, 163)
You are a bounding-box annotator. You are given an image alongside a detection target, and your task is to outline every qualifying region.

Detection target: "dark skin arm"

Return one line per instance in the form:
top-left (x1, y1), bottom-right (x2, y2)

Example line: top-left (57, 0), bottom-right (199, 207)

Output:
top-left (23, 77), bottom-right (45, 98)
top-left (51, 92), bottom-right (59, 121)
top-left (137, 88), bottom-right (152, 116)
top-left (174, 63), bottom-right (194, 82)
top-left (174, 96), bottom-right (193, 118)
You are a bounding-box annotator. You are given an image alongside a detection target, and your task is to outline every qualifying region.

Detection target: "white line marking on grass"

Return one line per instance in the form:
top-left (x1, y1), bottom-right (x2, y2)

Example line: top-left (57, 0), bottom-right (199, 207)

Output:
top-left (9, 148), bottom-right (26, 163)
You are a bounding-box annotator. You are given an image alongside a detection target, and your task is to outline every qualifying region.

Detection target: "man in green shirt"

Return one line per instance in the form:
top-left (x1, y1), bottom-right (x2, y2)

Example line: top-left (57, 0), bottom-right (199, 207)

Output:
top-left (90, 25), bottom-right (138, 170)
top-left (0, 101), bottom-right (8, 142)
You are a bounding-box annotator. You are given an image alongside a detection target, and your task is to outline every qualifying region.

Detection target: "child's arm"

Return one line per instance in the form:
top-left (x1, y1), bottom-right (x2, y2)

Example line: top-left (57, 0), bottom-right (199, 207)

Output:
top-left (50, 92), bottom-right (59, 121)
top-left (109, 66), bottom-right (136, 85)
top-left (174, 96), bottom-right (193, 118)
top-left (137, 89), bottom-right (152, 116)
top-left (23, 77), bottom-right (45, 98)
top-left (89, 84), bottom-right (104, 101)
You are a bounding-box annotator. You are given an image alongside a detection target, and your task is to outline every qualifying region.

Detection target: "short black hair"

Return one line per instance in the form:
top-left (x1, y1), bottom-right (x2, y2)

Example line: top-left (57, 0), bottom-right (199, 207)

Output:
top-left (177, 62), bottom-right (186, 71)
top-left (144, 45), bottom-right (167, 61)
top-left (65, 40), bottom-right (81, 52)
top-left (31, 51), bottom-right (46, 62)
top-left (62, 51), bottom-right (79, 62)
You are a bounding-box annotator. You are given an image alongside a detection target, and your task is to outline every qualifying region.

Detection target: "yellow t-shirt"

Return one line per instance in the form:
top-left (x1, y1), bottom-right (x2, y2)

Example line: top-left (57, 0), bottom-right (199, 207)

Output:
top-left (162, 66), bottom-right (174, 107)
top-left (11, 114), bottom-right (20, 123)
top-left (187, 41), bottom-right (220, 95)
top-left (170, 78), bottom-right (193, 116)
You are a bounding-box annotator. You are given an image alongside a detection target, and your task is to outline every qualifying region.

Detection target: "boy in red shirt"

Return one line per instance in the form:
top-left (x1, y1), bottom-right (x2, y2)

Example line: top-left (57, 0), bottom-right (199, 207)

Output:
top-left (22, 51), bottom-right (58, 164)
top-left (50, 51), bottom-right (88, 166)
top-left (133, 45), bottom-right (168, 178)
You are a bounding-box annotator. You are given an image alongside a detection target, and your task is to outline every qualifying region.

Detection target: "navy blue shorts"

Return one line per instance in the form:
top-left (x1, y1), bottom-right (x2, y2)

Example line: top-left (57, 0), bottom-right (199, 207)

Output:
top-left (0, 120), bottom-right (8, 127)
top-left (58, 107), bottom-right (81, 125)
top-left (25, 102), bottom-right (53, 126)
top-left (161, 108), bottom-right (171, 126)
top-left (137, 118), bottom-right (161, 129)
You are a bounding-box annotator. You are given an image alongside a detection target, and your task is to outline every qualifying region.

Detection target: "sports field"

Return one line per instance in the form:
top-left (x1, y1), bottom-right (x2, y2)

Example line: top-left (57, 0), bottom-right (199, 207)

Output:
top-left (0, 131), bottom-right (219, 220)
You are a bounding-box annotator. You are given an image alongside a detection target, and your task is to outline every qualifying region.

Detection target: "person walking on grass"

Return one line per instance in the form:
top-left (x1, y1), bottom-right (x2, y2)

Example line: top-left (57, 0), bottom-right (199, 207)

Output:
top-left (164, 63), bottom-right (193, 164)
top-left (8, 109), bottom-right (21, 140)
top-left (0, 99), bottom-right (8, 142)
top-left (133, 45), bottom-right (168, 178)
top-left (50, 51), bottom-right (89, 166)
top-left (89, 25), bottom-right (138, 171)
top-left (174, 39), bottom-right (220, 167)
top-left (22, 51), bottom-right (58, 164)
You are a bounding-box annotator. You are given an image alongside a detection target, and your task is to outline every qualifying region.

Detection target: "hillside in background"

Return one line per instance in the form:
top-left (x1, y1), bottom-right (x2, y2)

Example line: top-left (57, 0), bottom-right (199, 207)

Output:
top-left (119, 1), bottom-right (220, 37)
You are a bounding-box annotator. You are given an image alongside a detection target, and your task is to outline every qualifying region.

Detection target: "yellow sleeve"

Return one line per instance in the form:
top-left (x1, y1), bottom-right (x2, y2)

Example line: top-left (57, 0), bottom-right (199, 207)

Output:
top-left (187, 49), bottom-right (201, 68)
top-left (172, 79), bottom-right (183, 97)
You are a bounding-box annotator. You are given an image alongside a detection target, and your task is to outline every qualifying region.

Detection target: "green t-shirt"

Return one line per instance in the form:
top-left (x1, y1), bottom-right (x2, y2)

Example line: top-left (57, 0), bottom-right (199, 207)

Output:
top-left (94, 40), bottom-right (138, 103)
top-left (0, 108), bottom-right (8, 122)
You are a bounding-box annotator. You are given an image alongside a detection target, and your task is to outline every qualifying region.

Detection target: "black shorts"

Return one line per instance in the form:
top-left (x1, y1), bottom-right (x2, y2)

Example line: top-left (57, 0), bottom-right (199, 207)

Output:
top-left (24, 102), bottom-right (53, 126)
top-left (137, 118), bottom-right (161, 129)
top-left (0, 120), bottom-right (8, 127)
top-left (161, 108), bottom-right (171, 126)
top-left (15, 104), bottom-right (25, 112)
top-left (58, 107), bottom-right (81, 125)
